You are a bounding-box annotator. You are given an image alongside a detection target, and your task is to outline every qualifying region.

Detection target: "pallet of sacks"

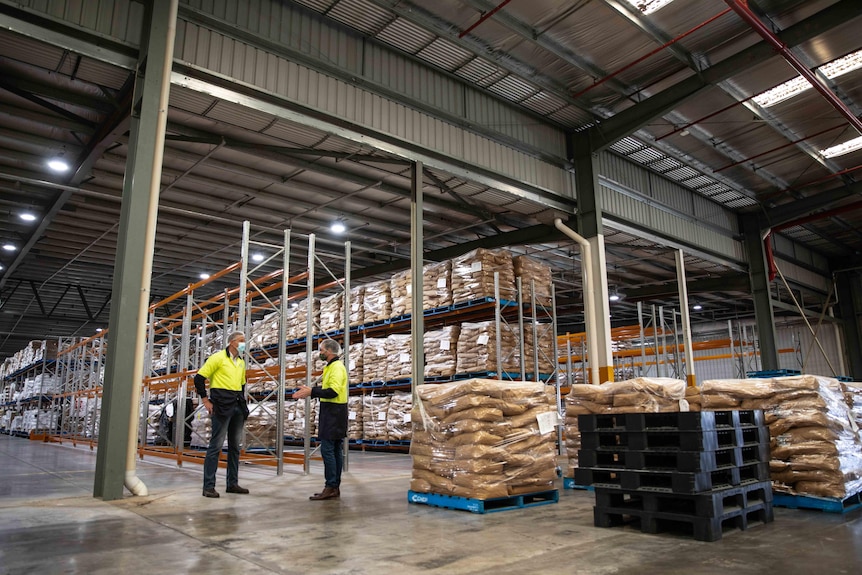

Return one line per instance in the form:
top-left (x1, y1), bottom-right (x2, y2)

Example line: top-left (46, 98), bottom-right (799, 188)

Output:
top-left (693, 376), bottom-right (862, 500)
top-left (564, 377), bottom-right (687, 477)
top-left (410, 379), bottom-right (558, 500)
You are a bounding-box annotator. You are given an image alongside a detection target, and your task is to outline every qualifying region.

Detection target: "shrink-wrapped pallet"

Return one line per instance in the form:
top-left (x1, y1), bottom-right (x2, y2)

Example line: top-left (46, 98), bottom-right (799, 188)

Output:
top-left (424, 326), bottom-right (460, 378)
top-left (363, 280), bottom-right (392, 324)
top-left (523, 322), bottom-right (556, 375)
top-left (450, 248), bottom-right (516, 304)
top-left (390, 269), bottom-right (412, 318)
top-left (387, 391), bottom-right (413, 441)
top-left (410, 379), bottom-right (557, 498)
top-left (455, 321), bottom-right (520, 374)
top-left (284, 399), bottom-right (318, 438)
top-left (245, 401), bottom-right (279, 448)
top-left (386, 334), bottom-right (412, 381)
top-left (362, 338), bottom-right (388, 382)
top-left (249, 311), bottom-right (280, 348)
top-left (285, 298), bottom-right (320, 340)
top-left (362, 394), bottom-right (391, 440)
top-left (696, 376), bottom-right (862, 499)
top-left (319, 292), bottom-right (343, 333)
top-left (564, 378), bottom-right (687, 475)
top-left (843, 382), bottom-right (862, 430)
top-left (347, 343), bottom-right (364, 384)
top-left (348, 285), bottom-right (365, 327)
top-left (513, 255), bottom-right (553, 307)
top-left (347, 395), bottom-right (364, 440)
top-left (390, 261), bottom-right (454, 317)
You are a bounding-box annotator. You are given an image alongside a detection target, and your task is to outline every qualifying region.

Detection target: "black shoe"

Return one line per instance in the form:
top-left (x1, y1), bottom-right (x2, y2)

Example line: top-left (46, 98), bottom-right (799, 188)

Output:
top-left (226, 485), bottom-right (249, 494)
top-left (202, 488), bottom-right (220, 498)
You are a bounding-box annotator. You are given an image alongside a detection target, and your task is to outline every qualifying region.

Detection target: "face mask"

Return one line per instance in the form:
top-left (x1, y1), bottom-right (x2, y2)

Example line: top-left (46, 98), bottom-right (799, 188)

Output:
top-left (319, 352), bottom-right (327, 362)
top-left (237, 342), bottom-right (246, 354)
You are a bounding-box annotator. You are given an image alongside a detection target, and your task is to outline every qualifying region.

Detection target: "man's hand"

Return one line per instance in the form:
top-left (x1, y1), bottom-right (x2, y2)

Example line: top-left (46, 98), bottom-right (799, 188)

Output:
top-left (292, 385), bottom-right (312, 399)
top-left (202, 397), bottom-right (214, 414)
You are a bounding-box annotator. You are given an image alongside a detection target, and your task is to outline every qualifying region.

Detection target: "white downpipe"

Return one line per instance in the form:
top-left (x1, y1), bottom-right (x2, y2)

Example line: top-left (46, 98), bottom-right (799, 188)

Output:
top-left (124, 0), bottom-right (178, 497)
top-left (554, 219), bottom-right (600, 386)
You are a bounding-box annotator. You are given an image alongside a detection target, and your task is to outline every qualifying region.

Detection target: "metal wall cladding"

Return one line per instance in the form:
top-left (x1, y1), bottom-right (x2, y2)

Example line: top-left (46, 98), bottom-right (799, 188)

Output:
top-left (173, 18), bottom-right (569, 201)
top-left (20, 0), bottom-right (143, 44)
top-left (596, 152), bottom-right (742, 261)
top-left (772, 233), bottom-right (830, 275)
top-left (772, 257), bottom-right (831, 293)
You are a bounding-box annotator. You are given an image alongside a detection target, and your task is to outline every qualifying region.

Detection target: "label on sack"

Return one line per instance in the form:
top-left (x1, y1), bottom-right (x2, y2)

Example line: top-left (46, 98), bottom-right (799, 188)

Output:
top-left (400, 353), bottom-right (410, 363)
top-left (471, 262), bottom-right (482, 272)
top-left (406, 284), bottom-right (412, 295)
top-left (440, 340), bottom-right (450, 351)
top-left (377, 412), bottom-right (386, 421)
top-left (437, 278), bottom-right (447, 288)
top-left (377, 347), bottom-right (386, 356)
top-left (348, 412), bottom-right (356, 421)
top-left (476, 334), bottom-right (489, 345)
top-left (536, 410), bottom-right (560, 435)
top-left (678, 399), bottom-right (690, 412)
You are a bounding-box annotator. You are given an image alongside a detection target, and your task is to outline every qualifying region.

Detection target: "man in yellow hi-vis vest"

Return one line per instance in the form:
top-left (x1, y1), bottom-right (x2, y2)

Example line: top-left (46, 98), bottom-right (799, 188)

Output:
top-left (293, 338), bottom-right (348, 500)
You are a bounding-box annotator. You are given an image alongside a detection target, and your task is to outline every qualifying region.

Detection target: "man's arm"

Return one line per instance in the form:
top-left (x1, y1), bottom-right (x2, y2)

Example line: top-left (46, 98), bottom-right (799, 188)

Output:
top-left (194, 373), bottom-right (214, 413)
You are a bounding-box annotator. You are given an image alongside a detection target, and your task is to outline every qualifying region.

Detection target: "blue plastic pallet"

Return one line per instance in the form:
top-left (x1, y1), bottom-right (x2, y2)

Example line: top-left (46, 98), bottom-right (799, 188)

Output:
top-left (746, 369), bottom-right (801, 378)
top-left (408, 489), bottom-right (558, 513)
top-left (563, 477), bottom-right (594, 491)
top-left (773, 491), bottom-right (862, 513)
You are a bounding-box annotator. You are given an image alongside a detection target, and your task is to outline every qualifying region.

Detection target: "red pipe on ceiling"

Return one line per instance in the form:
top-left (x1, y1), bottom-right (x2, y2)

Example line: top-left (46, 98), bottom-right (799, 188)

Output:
top-left (573, 8), bottom-right (732, 99)
top-left (761, 162), bottom-right (862, 202)
top-left (723, 0), bottom-right (862, 136)
top-left (714, 123), bottom-right (846, 173)
top-left (459, 0), bottom-right (514, 38)
top-left (773, 199), bottom-right (862, 231)
top-left (656, 94), bottom-right (756, 141)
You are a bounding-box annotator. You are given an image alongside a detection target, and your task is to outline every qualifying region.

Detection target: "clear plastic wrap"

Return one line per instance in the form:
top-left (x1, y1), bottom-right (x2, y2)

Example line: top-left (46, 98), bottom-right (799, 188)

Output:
top-left (285, 298), bottom-right (320, 340)
top-left (424, 326), bottom-right (460, 378)
top-left (386, 391), bottom-right (412, 441)
top-left (697, 375), bottom-right (862, 498)
top-left (348, 285), bottom-right (365, 327)
top-left (347, 343), bottom-right (363, 384)
top-left (410, 379), bottom-right (557, 499)
top-left (564, 378), bottom-right (686, 475)
top-left (362, 338), bottom-right (388, 382)
top-left (385, 334), bottom-right (412, 381)
top-left (523, 322), bottom-right (556, 374)
top-left (318, 292), bottom-right (343, 333)
top-left (455, 321), bottom-right (520, 374)
top-left (450, 248), bottom-right (516, 304)
top-left (389, 269), bottom-right (411, 318)
top-left (362, 393), bottom-right (391, 440)
top-left (245, 401), bottom-right (278, 448)
top-left (389, 261), bottom-right (453, 317)
top-left (512, 255), bottom-right (553, 307)
top-left (347, 395), bottom-right (364, 440)
top-left (363, 280), bottom-right (392, 324)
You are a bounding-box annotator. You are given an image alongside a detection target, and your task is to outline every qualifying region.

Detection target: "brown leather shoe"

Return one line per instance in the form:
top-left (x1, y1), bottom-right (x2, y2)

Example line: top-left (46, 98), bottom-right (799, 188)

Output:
top-left (309, 487), bottom-right (339, 500)
top-left (226, 485), bottom-right (249, 494)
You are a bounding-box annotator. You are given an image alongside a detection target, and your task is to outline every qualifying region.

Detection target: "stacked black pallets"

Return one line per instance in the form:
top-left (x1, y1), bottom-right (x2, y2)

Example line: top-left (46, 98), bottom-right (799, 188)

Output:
top-left (575, 410), bottom-right (773, 542)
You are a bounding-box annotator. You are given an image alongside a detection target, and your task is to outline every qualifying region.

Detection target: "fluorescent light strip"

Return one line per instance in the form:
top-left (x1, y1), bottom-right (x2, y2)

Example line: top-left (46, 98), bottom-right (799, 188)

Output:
top-left (820, 136), bottom-right (862, 159)
top-left (754, 49), bottom-right (862, 107)
top-left (624, 0), bottom-right (676, 15)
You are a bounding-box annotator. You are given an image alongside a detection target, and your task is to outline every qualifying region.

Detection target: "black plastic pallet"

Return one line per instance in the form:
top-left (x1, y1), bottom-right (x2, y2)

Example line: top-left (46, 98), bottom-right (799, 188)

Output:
top-left (578, 410), bottom-right (764, 433)
top-left (580, 428), bottom-right (741, 452)
top-left (575, 462), bottom-right (769, 493)
top-left (593, 481), bottom-right (773, 518)
top-left (578, 446), bottom-right (745, 472)
top-left (593, 500), bottom-right (774, 542)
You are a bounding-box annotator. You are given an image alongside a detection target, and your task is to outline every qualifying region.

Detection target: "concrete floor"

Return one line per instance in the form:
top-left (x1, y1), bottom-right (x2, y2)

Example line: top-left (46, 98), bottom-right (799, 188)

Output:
top-left (0, 435), bottom-right (860, 575)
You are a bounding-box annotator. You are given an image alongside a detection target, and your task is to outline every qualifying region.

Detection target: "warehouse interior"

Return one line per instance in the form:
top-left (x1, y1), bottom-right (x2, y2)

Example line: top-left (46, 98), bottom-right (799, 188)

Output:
top-left (1, 0), bottom-right (862, 573)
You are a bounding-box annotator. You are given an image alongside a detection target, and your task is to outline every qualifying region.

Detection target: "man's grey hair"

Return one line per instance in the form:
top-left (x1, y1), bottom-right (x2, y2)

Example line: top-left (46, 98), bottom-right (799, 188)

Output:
top-left (320, 338), bottom-right (341, 355)
top-left (227, 331), bottom-right (246, 343)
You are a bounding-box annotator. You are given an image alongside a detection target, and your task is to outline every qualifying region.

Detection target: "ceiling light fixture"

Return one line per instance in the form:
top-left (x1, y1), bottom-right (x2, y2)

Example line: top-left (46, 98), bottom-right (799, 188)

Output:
top-left (47, 158), bottom-right (70, 172)
top-left (3, 244), bottom-right (16, 252)
top-left (692, 304), bottom-right (703, 311)
top-left (331, 219), bottom-right (346, 234)
top-left (821, 136), bottom-right (862, 159)
top-left (624, 0), bottom-right (676, 15)
top-left (96, 328), bottom-right (103, 332)
top-left (609, 294), bottom-right (620, 302)
top-left (252, 252), bottom-right (264, 262)
top-left (199, 273), bottom-right (210, 280)
top-left (19, 212), bottom-right (37, 222)
top-left (754, 49), bottom-right (862, 107)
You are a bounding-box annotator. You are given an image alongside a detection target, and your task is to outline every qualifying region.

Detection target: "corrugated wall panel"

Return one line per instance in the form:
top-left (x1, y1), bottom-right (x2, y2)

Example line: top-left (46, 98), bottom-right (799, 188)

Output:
top-left (773, 257), bottom-right (830, 292)
top-left (597, 152), bottom-right (649, 194)
top-left (20, 0), bottom-right (142, 44)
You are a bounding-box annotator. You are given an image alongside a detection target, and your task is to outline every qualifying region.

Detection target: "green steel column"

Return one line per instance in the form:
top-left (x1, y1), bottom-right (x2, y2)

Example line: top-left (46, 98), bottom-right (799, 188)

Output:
top-left (835, 270), bottom-right (862, 379)
top-left (741, 214), bottom-right (779, 370)
top-left (93, 0), bottom-right (178, 500)
top-left (571, 133), bottom-right (614, 383)
top-left (410, 162), bottom-right (425, 394)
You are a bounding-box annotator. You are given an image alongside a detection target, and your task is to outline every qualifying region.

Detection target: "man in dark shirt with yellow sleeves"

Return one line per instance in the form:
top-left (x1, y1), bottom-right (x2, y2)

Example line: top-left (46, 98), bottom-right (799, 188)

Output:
top-left (293, 338), bottom-right (349, 500)
top-left (194, 331), bottom-right (250, 498)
